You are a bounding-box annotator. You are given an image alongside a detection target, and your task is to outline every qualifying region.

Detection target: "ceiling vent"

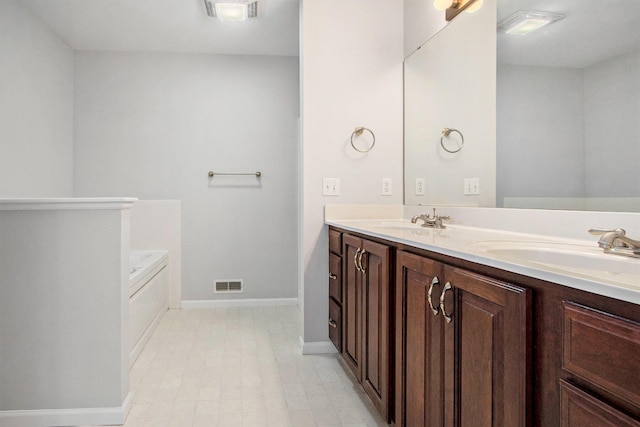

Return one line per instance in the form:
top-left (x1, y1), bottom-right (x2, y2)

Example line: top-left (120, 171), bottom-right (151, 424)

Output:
top-left (204, 1), bottom-right (260, 21)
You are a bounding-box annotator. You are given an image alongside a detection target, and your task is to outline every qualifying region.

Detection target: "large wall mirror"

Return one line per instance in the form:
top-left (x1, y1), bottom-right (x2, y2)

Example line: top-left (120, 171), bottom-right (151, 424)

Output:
top-left (405, 0), bottom-right (640, 212)
top-left (404, 0), bottom-right (496, 208)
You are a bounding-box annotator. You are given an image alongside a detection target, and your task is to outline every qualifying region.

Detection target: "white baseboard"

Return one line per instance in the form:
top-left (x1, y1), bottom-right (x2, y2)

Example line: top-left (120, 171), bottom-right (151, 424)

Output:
top-left (181, 298), bottom-right (298, 309)
top-left (0, 392), bottom-right (132, 427)
top-left (299, 336), bottom-right (339, 355)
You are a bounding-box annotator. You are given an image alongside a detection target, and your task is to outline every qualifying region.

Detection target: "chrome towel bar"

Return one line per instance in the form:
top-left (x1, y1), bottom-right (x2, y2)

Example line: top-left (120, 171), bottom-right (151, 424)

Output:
top-left (208, 171), bottom-right (262, 177)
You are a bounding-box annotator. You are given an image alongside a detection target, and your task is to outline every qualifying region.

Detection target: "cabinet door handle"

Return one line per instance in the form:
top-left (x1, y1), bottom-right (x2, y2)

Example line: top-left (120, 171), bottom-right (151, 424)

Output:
top-left (440, 282), bottom-right (453, 323)
top-left (358, 249), bottom-right (367, 274)
top-left (354, 248), bottom-right (362, 272)
top-left (427, 276), bottom-right (440, 316)
top-left (329, 319), bottom-right (337, 328)
top-left (329, 273), bottom-right (337, 280)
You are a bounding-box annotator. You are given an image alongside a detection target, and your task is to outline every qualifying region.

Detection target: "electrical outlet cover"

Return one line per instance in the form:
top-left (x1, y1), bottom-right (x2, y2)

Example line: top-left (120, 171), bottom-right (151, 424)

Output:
top-left (382, 178), bottom-right (392, 196)
top-left (415, 178), bottom-right (425, 195)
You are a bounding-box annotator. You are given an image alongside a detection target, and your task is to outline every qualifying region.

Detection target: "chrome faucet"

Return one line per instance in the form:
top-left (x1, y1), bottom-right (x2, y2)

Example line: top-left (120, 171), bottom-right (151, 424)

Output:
top-left (411, 208), bottom-right (450, 229)
top-left (588, 228), bottom-right (640, 258)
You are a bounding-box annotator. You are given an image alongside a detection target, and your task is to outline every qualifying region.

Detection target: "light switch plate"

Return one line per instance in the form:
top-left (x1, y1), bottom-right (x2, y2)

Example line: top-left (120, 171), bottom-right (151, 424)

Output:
top-left (464, 178), bottom-right (480, 195)
top-left (323, 178), bottom-right (340, 196)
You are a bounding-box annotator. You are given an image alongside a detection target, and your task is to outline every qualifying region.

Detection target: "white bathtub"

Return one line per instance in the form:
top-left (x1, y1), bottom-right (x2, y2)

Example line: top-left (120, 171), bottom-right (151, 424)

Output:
top-left (129, 250), bottom-right (169, 366)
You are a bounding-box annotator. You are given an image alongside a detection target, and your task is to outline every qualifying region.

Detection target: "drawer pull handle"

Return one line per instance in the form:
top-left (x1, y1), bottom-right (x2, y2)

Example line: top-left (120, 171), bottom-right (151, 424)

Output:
top-left (329, 319), bottom-right (337, 328)
top-left (440, 282), bottom-right (453, 324)
top-left (427, 276), bottom-right (440, 316)
top-left (329, 273), bottom-right (337, 280)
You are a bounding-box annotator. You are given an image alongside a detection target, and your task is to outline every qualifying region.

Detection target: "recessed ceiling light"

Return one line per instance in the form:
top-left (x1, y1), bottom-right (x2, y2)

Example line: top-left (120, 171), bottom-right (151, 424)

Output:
top-left (203, 0), bottom-right (260, 22)
top-left (498, 11), bottom-right (565, 35)
top-left (215, 3), bottom-right (247, 21)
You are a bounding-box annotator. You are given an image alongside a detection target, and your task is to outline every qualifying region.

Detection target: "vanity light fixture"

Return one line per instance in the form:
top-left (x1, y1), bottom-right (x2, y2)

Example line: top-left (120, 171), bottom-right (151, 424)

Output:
top-left (434, 0), bottom-right (483, 21)
top-left (203, 0), bottom-right (260, 21)
top-left (498, 10), bottom-right (565, 35)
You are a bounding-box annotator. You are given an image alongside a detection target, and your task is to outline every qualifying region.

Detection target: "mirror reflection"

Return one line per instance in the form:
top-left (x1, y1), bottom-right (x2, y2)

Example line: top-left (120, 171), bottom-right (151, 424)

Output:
top-left (404, 3), bottom-right (496, 208)
top-left (497, 0), bottom-right (640, 212)
top-left (405, 0), bottom-right (640, 212)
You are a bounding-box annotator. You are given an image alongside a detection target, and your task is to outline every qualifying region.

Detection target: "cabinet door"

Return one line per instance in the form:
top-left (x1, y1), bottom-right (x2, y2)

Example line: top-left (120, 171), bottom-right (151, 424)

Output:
top-left (395, 251), bottom-right (445, 427)
top-left (361, 239), bottom-right (392, 421)
top-left (444, 266), bottom-right (531, 427)
top-left (342, 234), bottom-right (363, 381)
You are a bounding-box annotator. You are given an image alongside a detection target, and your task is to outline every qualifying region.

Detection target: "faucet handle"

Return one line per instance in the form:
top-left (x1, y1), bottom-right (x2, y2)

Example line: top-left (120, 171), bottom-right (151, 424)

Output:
top-left (588, 228), bottom-right (626, 236)
top-left (431, 208), bottom-right (450, 220)
top-left (433, 213), bottom-right (450, 229)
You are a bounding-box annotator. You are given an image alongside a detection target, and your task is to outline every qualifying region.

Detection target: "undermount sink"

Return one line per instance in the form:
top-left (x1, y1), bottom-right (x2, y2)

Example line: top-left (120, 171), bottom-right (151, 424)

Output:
top-left (472, 240), bottom-right (640, 283)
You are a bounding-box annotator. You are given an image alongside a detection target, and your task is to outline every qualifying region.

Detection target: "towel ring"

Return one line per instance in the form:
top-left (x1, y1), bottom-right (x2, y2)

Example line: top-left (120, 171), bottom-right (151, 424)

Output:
top-left (440, 128), bottom-right (464, 153)
top-left (350, 127), bottom-right (376, 153)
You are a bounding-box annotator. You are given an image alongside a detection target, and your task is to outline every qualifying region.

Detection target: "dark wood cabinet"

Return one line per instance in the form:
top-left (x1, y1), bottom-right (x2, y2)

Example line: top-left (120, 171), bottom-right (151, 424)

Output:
top-left (395, 251), bottom-right (445, 427)
top-left (560, 380), bottom-right (640, 427)
top-left (361, 238), bottom-right (393, 421)
top-left (445, 265), bottom-right (531, 427)
top-left (328, 226), bottom-right (640, 426)
top-left (328, 298), bottom-right (342, 351)
top-left (342, 233), bottom-right (393, 422)
top-left (329, 252), bottom-right (342, 302)
top-left (395, 251), bottom-right (531, 427)
top-left (328, 229), bottom-right (342, 352)
top-left (560, 302), bottom-right (640, 426)
top-left (343, 234), bottom-right (363, 380)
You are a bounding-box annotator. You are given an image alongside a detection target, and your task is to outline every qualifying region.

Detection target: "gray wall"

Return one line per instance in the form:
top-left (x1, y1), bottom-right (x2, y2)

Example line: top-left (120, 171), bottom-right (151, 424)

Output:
top-left (584, 49), bottom-right (640, 197)
top-left (497, 64), bottom-right (586, 203)
top-left (300, 0), bottom-right (404, 350)
top-left (0, 0), bottom-right (74, 197)
top-left (74, 52), bottom-right (299, 301)
top-left (497, 49), bottom-right (640, 205)
top-left (0, 207), bottom-right (129, 416)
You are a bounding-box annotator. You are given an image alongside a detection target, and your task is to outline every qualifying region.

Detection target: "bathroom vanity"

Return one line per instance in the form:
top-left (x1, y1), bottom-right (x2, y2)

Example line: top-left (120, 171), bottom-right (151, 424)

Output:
top-left (326, 206), bottom-right (640, 426)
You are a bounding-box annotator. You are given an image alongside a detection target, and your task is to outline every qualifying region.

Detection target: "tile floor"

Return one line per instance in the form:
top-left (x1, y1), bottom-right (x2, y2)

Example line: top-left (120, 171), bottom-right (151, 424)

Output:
top-left (118, 306), bottom-right (388, 426)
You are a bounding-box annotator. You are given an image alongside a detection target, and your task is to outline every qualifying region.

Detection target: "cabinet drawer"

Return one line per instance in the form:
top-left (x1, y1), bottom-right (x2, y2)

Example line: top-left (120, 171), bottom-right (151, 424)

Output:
top-left (329, 298), bottom-right (342, 352)
top-left (329, 253), bottom-right (342, 303)
top-left (560, 380), bottom-right (640, 427)
top-left (329, 229), bottom-right (342, 254)
top-left (563, 302), bottom-right (640, 407)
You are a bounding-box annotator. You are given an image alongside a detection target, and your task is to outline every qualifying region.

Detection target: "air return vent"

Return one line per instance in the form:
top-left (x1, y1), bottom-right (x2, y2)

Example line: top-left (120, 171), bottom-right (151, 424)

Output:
top-left (214, 279), bottom-right (243, 293)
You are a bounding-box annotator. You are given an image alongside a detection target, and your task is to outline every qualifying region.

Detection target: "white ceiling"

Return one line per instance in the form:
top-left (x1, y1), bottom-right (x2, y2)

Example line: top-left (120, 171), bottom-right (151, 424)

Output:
top-left (497, 0), bottom-right (640, 68)
top-left (21, 0), bottom-right (638, 66)
top-left (20, 0), bottom-right (299, 56)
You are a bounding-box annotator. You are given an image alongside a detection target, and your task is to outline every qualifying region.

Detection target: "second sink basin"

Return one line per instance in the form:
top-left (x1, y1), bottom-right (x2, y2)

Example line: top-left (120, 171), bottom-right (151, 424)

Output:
top-left (472, 240), bottom-right (640, 286)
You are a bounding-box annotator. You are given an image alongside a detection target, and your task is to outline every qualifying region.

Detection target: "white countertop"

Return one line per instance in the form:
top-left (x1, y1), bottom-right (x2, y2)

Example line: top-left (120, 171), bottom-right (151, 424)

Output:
top-left (326, 207), bottom-right (640, 305)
